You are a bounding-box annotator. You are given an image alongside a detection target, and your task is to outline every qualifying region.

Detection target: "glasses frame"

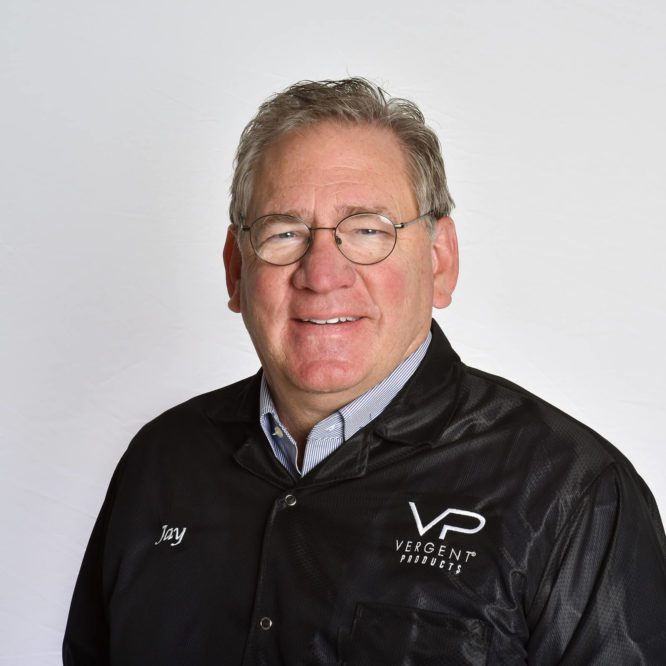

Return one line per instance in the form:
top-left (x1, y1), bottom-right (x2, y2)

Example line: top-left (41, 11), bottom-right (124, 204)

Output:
top-left (240, 211), bottom-right (434, 266)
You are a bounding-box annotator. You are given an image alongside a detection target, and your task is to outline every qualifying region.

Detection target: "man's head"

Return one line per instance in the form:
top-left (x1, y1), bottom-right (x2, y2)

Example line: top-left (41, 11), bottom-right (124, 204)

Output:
top-left (224, 78), bottom-right (459, 420)
top-left (229, 78), bottom-right (454, 234)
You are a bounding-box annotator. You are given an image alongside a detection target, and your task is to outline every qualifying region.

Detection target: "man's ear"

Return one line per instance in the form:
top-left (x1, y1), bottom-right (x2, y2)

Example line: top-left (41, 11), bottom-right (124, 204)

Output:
top-left (223, 226), bottom-right (242, 313)
top-left (431, 216), bottom-right (459, 309)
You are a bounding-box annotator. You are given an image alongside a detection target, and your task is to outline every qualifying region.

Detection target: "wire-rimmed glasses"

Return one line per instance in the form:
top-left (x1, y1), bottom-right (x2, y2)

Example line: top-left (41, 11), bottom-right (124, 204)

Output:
top-left (240, 211), bottom-right (433, 266)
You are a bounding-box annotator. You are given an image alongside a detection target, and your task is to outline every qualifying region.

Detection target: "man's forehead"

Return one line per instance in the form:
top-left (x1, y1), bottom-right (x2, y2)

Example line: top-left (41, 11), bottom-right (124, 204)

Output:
top-left (249, 122), bottom-right (417, 219)
top-left (249, 182), bottom-right (411, 222)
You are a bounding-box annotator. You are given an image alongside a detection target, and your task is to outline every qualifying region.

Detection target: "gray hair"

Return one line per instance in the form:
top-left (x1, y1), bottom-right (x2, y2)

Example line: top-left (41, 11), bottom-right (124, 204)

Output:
top-left (229, 77), bottom-right (454, 231)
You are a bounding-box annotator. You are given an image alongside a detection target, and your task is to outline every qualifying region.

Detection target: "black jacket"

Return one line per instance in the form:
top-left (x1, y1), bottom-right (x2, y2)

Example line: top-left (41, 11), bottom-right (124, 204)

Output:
top-left (63, 322), bottom-right (666, 665)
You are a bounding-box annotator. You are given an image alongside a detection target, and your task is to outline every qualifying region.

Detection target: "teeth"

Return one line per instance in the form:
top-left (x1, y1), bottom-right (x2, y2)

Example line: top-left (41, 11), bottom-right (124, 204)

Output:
top-left (302, 316), bottom-right (360, 325)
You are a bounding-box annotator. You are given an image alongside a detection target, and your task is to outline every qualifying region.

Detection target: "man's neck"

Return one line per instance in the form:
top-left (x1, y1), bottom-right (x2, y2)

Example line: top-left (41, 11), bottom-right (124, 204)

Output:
top-left (268, 387), bottom-right (354, 450)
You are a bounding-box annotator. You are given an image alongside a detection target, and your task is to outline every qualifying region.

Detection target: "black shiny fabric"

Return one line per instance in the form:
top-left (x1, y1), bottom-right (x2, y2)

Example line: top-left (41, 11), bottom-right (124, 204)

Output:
top-left (63, 322), bottom-right (666, 665)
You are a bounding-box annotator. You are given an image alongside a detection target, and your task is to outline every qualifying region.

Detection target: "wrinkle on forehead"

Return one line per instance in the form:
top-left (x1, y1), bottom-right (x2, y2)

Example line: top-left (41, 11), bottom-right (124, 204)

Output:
top-left (250, 123), bottom-right (418, 222)
top-left (259, 190), bottom-right (402, 222)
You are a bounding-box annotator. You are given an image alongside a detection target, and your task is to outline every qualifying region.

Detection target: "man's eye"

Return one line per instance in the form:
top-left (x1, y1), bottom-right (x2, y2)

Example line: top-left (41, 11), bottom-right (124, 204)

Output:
top-left (353, 227), bottom-right (390, 237)
top-left (262, 227), bottom-right (307, 244)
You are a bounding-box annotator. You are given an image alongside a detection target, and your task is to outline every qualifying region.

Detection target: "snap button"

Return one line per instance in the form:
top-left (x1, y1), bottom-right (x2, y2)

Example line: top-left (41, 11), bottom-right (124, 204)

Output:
top-left (259, 616), bottom-right (272, 630)
top-left (284, 494), bottom-right (297, 507)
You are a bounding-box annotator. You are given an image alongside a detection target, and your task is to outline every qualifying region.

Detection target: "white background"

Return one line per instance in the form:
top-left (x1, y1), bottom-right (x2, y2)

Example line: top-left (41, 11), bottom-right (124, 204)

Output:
top-left (1, 1), bottom-right (665, 663)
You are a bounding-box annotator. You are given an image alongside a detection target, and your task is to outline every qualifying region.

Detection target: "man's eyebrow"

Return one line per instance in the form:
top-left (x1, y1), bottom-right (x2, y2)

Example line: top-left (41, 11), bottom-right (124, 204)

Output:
top-left (333, 204), bottom-right (396, 218)
top-left (256, 204), bottom-right (397, 221)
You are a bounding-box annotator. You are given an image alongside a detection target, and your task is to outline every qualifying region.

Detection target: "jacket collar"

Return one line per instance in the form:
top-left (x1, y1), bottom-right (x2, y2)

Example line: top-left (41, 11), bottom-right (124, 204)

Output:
top-left (208, 320), bottom-right (462, 486)
top-left (370, 320), bottom-right (461, 447)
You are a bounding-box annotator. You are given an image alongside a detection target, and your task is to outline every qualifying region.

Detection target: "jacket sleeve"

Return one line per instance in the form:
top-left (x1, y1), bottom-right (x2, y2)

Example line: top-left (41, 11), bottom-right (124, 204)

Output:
top-left (526, 461), bottom-right (666, 664)
top-left (62, 453), bottom-right (127, 666)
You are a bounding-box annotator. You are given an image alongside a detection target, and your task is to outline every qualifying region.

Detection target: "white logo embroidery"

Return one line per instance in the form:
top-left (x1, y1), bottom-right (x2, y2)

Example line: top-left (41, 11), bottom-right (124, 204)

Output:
top-left (154, 524), bottom-right (187, 547)
top-left (408, 501), bottom-right (486, 541)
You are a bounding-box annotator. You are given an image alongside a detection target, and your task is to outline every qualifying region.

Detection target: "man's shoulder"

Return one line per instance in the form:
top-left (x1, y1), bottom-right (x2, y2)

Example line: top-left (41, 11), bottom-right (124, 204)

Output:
top-left (125, 373), bottom-right (261, 457)
top-left (457, 363), bottom-right (621, 459)
top-left (453, 362), bottom-right (641, 490)
top-left (420, 324), bottom-right (629, 473)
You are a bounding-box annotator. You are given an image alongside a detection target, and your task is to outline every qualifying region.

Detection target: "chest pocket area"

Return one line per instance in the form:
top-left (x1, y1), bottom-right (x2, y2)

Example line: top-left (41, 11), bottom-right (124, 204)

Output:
top-left (338, 602), bottom-right (491, 666)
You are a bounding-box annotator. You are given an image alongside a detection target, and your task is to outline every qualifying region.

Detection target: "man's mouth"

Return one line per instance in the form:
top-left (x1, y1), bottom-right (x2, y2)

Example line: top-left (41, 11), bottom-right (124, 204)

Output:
top-left (299, 316), bottom-right (360, 325)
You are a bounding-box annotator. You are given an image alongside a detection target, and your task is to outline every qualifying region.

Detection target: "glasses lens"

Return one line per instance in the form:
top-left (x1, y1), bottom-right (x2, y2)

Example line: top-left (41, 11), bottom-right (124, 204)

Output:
top-left (337, 214), bottom-right (397, 264)
top-left (251, 216), bottom-right (310, 265)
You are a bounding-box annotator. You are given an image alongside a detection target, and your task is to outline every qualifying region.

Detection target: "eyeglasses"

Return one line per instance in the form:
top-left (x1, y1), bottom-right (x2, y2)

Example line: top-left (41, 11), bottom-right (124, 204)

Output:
top-left (240, 211), bottom-right (433, 266)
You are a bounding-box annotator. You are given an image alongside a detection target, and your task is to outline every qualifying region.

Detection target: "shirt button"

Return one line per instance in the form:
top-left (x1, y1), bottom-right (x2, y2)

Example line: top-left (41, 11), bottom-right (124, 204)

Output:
top-left (259, 616), bottom-right (273, 630)
top-left (284, 494), bottom-right (297, 507)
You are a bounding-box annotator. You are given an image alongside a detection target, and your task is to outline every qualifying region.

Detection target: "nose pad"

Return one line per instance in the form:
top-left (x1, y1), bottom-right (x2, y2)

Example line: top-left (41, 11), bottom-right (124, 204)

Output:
top-left (335, 235), bottom-right (342, 246)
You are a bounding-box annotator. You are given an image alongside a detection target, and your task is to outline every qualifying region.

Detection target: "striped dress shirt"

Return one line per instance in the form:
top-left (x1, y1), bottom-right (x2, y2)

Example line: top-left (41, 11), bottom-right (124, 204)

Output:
top-left (259, 332), bottom-right (431, 477)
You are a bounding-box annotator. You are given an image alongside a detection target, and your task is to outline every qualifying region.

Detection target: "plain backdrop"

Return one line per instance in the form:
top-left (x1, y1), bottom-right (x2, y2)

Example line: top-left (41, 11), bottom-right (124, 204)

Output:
top-left (1, 1), bottom-right (665, 663)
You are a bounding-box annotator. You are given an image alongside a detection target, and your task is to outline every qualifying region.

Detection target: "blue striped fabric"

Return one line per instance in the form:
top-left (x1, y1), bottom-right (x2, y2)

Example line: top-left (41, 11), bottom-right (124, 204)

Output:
top-left (259, 332), bottom-right (432, 477)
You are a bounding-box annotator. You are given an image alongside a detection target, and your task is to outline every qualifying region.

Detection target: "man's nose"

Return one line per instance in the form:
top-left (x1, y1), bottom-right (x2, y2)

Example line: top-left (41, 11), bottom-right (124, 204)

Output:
top-left (291, 227), bottom-right (356, 292)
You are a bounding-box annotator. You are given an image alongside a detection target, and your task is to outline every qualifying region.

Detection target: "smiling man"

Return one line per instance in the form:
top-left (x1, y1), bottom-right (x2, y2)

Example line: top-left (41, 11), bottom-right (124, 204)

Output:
top-left (225, 119), bottom-right (457, 462)
top-left (64, 79), bottom-right (666, 665)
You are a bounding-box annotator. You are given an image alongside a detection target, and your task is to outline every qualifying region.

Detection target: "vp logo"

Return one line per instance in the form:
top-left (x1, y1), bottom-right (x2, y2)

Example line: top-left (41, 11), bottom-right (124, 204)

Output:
top-left (408, 502), bottom-right (486, 541)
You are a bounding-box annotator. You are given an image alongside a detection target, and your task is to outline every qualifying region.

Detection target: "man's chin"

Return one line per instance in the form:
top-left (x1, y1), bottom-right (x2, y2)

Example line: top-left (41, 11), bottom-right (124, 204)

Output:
top-left (286, 361), bottom-right (373, 398)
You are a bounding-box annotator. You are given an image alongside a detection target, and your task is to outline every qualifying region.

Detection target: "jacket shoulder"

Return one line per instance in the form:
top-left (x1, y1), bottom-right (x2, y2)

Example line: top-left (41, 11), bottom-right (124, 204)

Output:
top-left (125, 373), bottom-right (260, 459)
top-left (455, 363), bottom-right (644, 493)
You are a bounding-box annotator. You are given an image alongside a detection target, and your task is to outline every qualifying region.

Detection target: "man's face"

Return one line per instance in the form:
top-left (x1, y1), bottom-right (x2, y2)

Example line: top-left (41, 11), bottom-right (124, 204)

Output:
top-left (225, 121), bottom-right (458, 407)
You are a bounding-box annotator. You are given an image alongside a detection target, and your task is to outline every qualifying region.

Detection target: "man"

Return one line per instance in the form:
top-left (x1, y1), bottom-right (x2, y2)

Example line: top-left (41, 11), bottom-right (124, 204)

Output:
top-left (64, 78), bottom-right (666, 664)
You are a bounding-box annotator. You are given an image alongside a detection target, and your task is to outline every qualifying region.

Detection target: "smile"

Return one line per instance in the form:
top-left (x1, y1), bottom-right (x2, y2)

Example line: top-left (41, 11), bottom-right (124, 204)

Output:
top-left (300, 316), bottom-right (360, 325)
